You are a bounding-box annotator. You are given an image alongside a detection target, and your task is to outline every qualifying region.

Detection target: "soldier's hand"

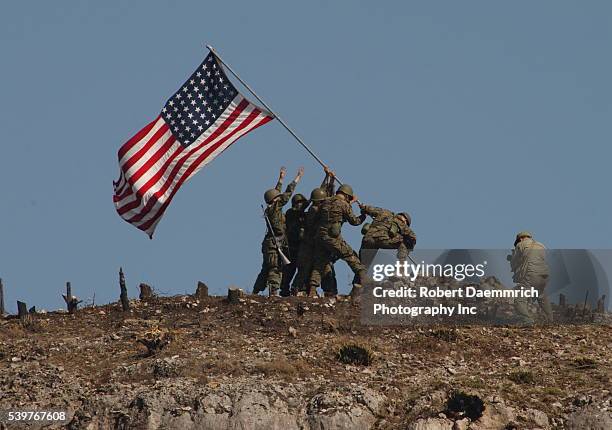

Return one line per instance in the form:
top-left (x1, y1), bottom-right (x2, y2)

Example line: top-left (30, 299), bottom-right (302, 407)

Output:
top-left (279, 166), bottom-right (287, 179)
top-left (351, 195), bottom-right (359, 204)
top-left (295, 166), bottom-right (304, 181)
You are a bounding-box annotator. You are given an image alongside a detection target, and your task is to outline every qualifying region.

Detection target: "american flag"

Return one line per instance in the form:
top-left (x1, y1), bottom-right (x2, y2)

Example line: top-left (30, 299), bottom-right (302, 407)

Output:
top-left (113, 52), bottom-right (274, 237)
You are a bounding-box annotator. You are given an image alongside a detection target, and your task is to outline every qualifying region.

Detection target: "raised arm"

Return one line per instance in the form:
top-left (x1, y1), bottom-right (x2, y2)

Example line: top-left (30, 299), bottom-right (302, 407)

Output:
top-left (277, 167), bottom-right (304, 206)
top-left (274, 166), bottom-right (286, 191)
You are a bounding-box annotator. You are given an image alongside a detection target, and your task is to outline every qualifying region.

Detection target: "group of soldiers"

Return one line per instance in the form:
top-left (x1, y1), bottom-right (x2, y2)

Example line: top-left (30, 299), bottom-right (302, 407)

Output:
top-left (251, 166), bottom-right (553, 323)
top-left (253, 166), bottom-right (417, 297)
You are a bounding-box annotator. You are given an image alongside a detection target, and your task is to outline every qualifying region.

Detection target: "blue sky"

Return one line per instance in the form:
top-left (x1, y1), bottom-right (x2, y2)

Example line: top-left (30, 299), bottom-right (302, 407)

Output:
top-left (1, 1), bottom-right (610, 311)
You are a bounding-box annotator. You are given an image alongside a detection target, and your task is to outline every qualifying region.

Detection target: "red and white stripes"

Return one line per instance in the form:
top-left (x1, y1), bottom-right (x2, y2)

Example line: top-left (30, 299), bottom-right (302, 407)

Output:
top-left (113, 95), bottom-right (273, 237)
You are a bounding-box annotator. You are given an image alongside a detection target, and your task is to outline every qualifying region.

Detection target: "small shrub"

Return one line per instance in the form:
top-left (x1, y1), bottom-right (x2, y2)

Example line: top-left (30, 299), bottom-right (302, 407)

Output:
top-left (254, 359), bottom-right (297, 377)
top-left (428, 328), bottom-right (459, 342)
top-left (508, 370), bottom-right (536, 385)
top-left (572, 357), bottom-right (597, 369)
top-left (336, 343), bottom-right (373, 366)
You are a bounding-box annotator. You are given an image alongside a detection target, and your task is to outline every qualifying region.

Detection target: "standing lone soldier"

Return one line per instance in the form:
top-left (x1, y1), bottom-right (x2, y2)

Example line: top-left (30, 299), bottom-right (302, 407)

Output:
top-left (291, 167), bottom-right (337, 296)
top-left (509, 231), bottom-right (553, 324)
top-left (307, 183), bottom-right (367, 296)
top-left (253, 166), bottom-right (304, 296)
top-left (279, 192), bottom-right (308, 297)
top-left (357, 205), bottom-right (416, 272)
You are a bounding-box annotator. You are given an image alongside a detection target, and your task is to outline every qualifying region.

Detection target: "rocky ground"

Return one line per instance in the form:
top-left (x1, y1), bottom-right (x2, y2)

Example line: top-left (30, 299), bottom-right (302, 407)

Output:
top-left (0, 285), bottom-right (610, 429)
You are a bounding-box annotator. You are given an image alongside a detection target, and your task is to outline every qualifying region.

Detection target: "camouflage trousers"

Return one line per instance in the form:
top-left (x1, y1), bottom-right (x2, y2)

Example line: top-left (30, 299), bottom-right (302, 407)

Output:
top-left (292, 240), bottom-right (337, 294)
top-left (309, 234), bottom-right (365, 291)
top-left (359, 237), bottom-right (409, 270)
top-left (353, 238), bottom-right (409, 284)
top-left (514, 274), bottom-right (553, 324)
top-left (253, 237), bottom-right (287, 295)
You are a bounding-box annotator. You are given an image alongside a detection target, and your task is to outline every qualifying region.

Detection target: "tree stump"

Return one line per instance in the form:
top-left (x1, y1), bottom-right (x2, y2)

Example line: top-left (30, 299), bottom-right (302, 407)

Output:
top-left (596, 295), bottom-right (606, 313)
top-left (62, 282), bottom-right (82, 314)
top-left (195, 281), bottom-right (208, 300)
top-left (17, 301), bottom-right (29, 321)
top-left (559, 293), bottom-right (566, 309)
top-left (0, 278), bottom-right (5, 315)
top-left (227, 287), bottom-right (244, 304)
top-left (139, 283), bottom-right (155, 301)
top-left (119, 268), bottom-right (130, 311)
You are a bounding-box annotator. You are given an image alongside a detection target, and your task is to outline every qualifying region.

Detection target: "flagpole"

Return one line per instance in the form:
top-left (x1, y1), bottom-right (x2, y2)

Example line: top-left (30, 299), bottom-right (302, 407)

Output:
top-left (206, 45), bottom-right (345, 185)
top-left (208, 45), bottom-right (419, 267)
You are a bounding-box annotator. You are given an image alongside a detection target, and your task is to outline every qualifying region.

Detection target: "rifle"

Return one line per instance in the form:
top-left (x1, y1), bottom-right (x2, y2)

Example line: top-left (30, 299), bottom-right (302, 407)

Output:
top-left (261, 205), bottom-right (291, 267)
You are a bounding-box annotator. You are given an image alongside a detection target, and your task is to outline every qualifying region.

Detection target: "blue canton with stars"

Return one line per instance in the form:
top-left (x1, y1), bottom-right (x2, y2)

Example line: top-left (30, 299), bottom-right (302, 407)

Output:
top-left (161, 53), bottom-right (238, 147)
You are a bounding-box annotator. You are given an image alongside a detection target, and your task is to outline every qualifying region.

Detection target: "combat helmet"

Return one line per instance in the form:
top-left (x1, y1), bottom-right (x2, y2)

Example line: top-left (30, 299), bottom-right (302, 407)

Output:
top-left (336, 184), bottom-right (354, 198)
top-left (291, 193), bottom-right (307, 206)
top-left (310, 188), bottom-right (327, 202)
top-left (398, 212), bottom-right (412, 226)
top-left (264, 188), bottom-right (281, 204)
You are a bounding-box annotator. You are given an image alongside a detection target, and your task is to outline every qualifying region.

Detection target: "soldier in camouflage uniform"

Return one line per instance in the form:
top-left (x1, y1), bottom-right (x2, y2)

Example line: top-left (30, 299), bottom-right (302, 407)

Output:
top-left (307, 183), bottom-right (367, 295)
top-left (252, 166), bottom-right (304, 296)
top-left (357, 205), bottom-right (416, 273)
top-left (509, 231), bottom-right (553, 324)
top-left (291, 168), bottom-right (338, 296)
top-left (279, 193), bottom-right (308, 297)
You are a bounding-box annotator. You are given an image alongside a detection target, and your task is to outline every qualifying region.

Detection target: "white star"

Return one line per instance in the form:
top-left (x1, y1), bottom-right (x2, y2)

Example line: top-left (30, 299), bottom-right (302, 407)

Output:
top-left (168, 100), bottom-right (174, 106)
top-left (181, 119), bottom-right (186, 125)
top-left (195, 107), bottom-right (201, 113)
top-left (187, 93), bottom-right (193, 99)
top-left (191, 133), bottom-right (196, 138)
top-left (205, 120), bottom-right (210, 125)
top-left (200, 79), bottom-right (206, 85)
top-left (162, 107), bottom-right (167, 113)
top-left (198, 125), bottom-right (203, 131)
top-left (207, 71), bottom-right (211, 77)
top-left (183, 106), bottom-right (188, 112)
top-left (193, 87), bottom-right (200, 92)
top-left (182, 86), bottom-right (189, 92)
top-left (175, 93), bottom-right (181, 99)
top-left (186, 126), bottom-right (190, 131)
top-left (207, 107), bottom-right (212, 112)
top-left (190, 79), bottom-right (195, 85)
top-left (200, 113), bottom-right (205, 119)
top-left (196, 72), bottom-right (201, 77)
top-left (198, 93), bottom-right (204, 99)
top-left (192, 119), bottom-right (198, 125)
top-left (188, 113), bottom-right (193, 118)
top-left (180, 100), bottom-right (185, 106)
